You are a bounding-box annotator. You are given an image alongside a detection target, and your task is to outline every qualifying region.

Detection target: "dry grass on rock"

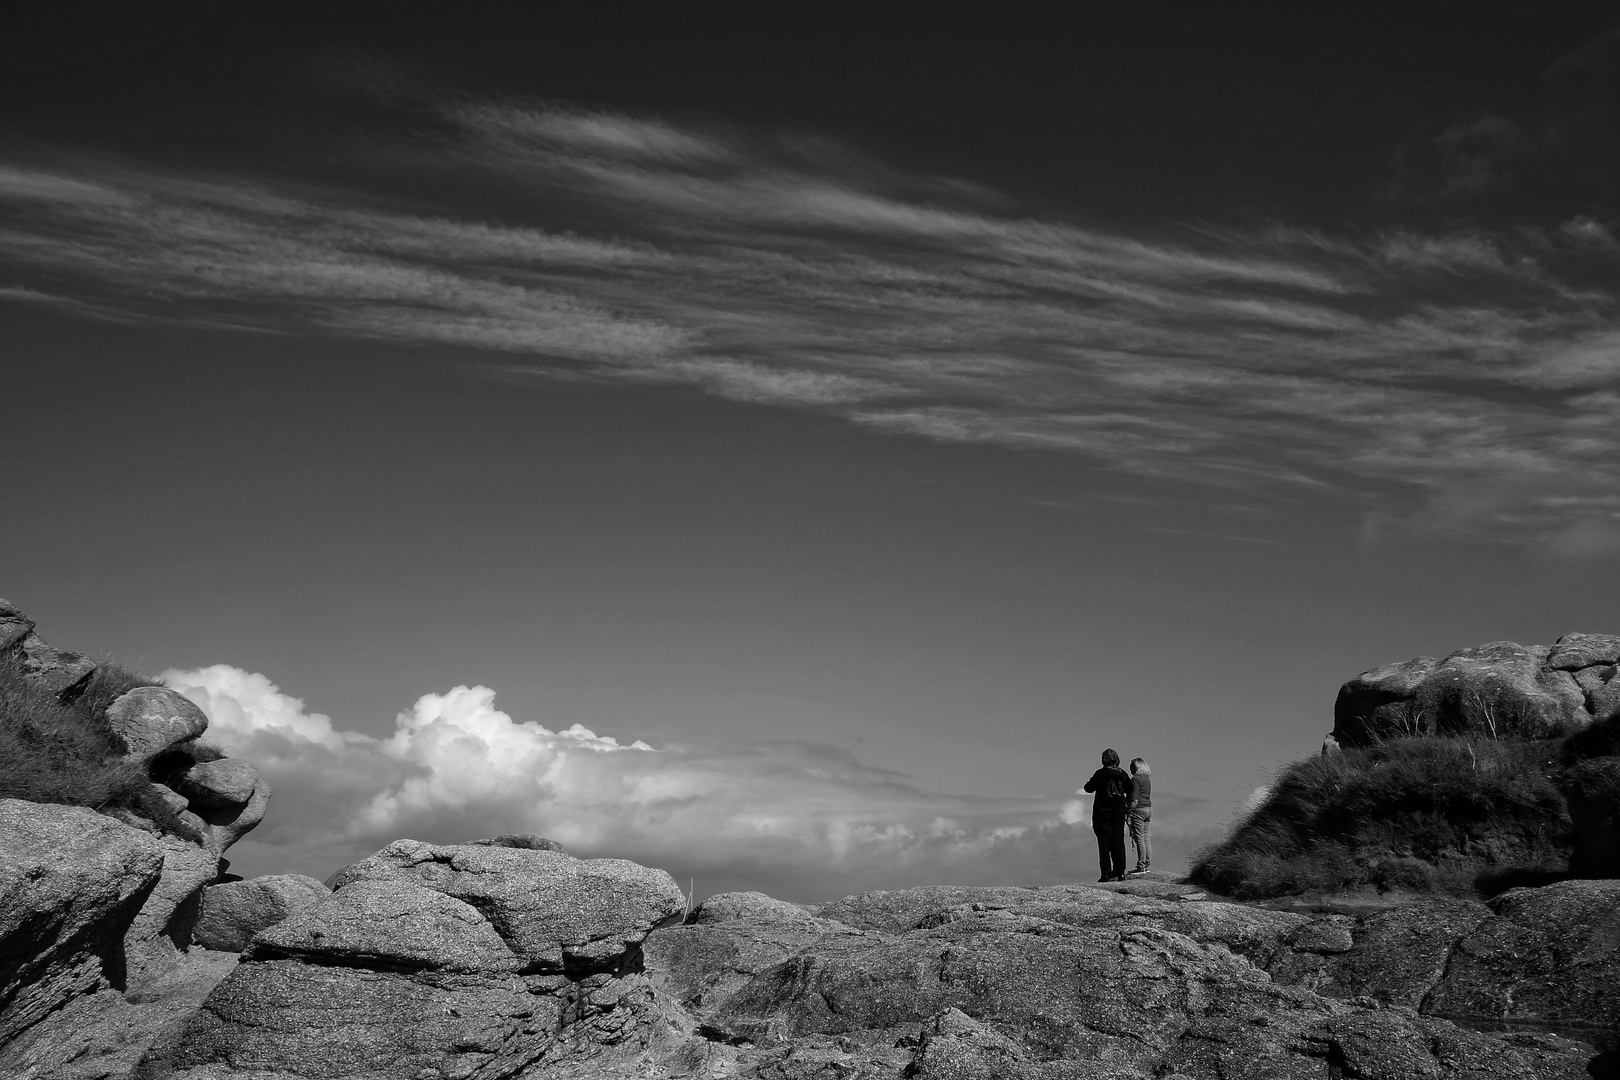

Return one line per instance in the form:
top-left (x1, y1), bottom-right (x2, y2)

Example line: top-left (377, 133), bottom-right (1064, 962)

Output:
top-left (1189, 737), bottom-right (1571, 900)
top-left (0, 651), bottom-right (210, 838)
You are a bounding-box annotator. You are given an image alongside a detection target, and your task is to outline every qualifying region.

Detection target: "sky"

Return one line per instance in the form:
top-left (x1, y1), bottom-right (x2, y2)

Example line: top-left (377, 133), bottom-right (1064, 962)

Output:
top-left (3, 6), bottom-right (1619, 901)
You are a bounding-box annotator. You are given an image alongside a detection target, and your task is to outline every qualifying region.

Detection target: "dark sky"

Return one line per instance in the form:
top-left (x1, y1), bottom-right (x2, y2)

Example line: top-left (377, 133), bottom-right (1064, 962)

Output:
top-left (3, 6), bottom-right (1619, 899)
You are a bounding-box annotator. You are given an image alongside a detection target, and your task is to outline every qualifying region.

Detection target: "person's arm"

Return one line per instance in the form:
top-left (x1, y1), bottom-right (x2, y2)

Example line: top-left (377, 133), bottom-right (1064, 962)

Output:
top-left (1128, 776), bottom-right (1140, 809)
top-left (1082, 770), bottom-right (1098, 793)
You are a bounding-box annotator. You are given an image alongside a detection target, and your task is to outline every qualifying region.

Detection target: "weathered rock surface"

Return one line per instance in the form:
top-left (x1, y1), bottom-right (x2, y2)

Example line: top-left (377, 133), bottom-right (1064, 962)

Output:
top-left (191, 775), bottom-right (270, 856)
top-left (150, 843), bottom-right (706, 1080)
top-left (330, 839), bottom-right (686, 972)
top-left (171, 758), bottom-right (259, 808)
top-left (1334, 635), bottom-right (1609, 745)
top-left (252, 881), bottom-right (526, 974)
top-left (688, 890), bottom-right (822, 925)
top-left (123, 835), bottom-right (221, 985)
top-left (192, 873), bottom-right (329, 952)
top-left (3, 949), bottom-right (238, 1080)
top-left (104, 685), bottom-right (211, 764)
top-left (13, 628), bottom-right (97, 700)
top-left (0, 800), bottom-right (164, 1048)
top-left (904, 1007), bottom-right (1035, 1079)
top-left (0, 598), bottom-right (34, 652)
top-left (151, 959), bottom-right (567, 1079)
top-left (468, 832), bottom-right (569, 852)
top-left (0, 601), bottom-right (293, 1077)
top-left (1548, 632), bottom-right (1620, 671)
top-left (646, 911), bottom-right (864, 1026)
top-left (1424, 879), bottom-right (1620, 1036)
top-left (653, 897), bottom-right (1593, 1079)
top-left (637, 881), bottom-right (1610, 1079)
top-left (1278, 899), bottom-right (1493, 1007)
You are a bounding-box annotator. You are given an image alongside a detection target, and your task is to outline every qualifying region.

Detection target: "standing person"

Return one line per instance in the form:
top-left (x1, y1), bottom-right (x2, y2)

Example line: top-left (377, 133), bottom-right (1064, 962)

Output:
top-left (1082, 748), bottom-right (1132, 882)
top-left (1127, 757), bottom-right (1152, 875)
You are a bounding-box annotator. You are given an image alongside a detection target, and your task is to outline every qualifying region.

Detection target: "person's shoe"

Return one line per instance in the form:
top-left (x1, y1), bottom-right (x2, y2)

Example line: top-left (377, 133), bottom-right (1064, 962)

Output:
top-left (1127, 867), bottom-right (1148, 876)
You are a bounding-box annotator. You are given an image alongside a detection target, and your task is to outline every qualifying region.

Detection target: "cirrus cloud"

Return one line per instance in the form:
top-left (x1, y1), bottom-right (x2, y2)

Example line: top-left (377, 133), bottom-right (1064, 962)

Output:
top-left (4, 96), bottom-right (1620, 548)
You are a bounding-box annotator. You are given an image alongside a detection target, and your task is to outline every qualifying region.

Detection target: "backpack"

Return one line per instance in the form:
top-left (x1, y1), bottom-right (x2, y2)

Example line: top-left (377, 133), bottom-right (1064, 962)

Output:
top-left (1102, 769), bottom-right (1131, 808)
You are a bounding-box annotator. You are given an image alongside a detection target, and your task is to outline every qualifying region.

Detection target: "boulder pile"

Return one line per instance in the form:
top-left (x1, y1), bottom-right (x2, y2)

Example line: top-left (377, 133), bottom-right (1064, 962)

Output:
top-left (0, 600), bottom-right (274, 1077)
top-left (146, 840), bottom-right (693, 1079)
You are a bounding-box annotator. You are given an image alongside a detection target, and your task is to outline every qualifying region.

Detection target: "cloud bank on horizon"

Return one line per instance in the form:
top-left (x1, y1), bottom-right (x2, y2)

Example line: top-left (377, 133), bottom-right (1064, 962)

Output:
top-left (4, 96), bottom-right (1620, 549)
top-left (163, 664), bottom-right (1216, 897)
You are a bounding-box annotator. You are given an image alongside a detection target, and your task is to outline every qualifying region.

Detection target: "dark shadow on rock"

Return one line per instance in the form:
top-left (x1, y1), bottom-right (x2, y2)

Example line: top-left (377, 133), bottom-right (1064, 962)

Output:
top-left (1473, 866), bottom-right (1570, 897)
top-left (1590, 1049), bottom-right (1620, 1079)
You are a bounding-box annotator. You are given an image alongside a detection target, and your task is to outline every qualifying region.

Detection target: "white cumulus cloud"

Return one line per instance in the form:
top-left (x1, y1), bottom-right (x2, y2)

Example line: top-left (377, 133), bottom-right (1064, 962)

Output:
top-left (162, 665), bottom-right (1213, 900)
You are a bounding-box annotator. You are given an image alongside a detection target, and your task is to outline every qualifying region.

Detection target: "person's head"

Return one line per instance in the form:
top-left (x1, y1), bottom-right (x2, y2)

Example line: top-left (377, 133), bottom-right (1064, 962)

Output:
top-left (1101, 748), bottom-right (1120, 768)
top-left (1130, 757), bottom-right (1149, 775)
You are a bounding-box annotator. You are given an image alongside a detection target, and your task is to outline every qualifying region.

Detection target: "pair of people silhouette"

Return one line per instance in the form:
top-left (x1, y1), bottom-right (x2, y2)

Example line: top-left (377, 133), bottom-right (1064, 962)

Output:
top-left (1081, 749), bottom-right (1151, 881)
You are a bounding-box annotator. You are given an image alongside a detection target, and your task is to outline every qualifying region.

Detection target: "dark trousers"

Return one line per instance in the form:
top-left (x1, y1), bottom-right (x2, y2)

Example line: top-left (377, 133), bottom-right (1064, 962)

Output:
top-left (1093, 812), bottom-right (1128, 880)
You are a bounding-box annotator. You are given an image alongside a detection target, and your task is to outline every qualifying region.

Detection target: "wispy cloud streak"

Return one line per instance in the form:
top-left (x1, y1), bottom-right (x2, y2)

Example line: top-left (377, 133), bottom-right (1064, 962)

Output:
top-left (3, 102), bottom-right (1619, 542)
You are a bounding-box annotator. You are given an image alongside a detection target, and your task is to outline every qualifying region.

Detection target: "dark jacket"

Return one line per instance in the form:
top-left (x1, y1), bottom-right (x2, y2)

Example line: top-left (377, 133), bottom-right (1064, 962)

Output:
top-left (1083, 766), bottom-right (1132, 817)
top-left (1129, 773), bottom-right (1151, 809)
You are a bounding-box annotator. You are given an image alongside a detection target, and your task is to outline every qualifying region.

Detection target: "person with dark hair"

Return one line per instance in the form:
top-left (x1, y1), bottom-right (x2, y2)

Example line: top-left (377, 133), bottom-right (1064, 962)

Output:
top-left (1126, 757), bottom-right (1152, 875)
top-left (1082, 748), bottom-right (1132, 882)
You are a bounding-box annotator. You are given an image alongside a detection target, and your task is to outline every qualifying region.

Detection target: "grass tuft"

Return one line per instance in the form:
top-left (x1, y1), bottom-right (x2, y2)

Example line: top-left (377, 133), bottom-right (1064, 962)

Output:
top-left (1189, 736), bottom-right (1571, 900)
top-left (0, 648), bottom-right (204, 840)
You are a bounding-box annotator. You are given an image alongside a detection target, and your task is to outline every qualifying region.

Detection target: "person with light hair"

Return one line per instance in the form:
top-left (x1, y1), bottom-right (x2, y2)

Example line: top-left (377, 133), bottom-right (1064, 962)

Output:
top-left (1126, 757), bottom-right (1152, 876)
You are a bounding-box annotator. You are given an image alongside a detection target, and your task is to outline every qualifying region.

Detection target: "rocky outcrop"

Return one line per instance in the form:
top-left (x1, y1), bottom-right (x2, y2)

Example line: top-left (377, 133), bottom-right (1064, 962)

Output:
top-left (252, 881), bottom-right (528, 973)
top-left (1423, 880), bottom-right (1620, 1037)
top-left (0, 598), bottom-right (97, 701)
top-left (0, 800), bottom-right (165, 1047)
top-left (468, 832), bottom-right (569, 852)
top-left (687, 890), bottom-right (821, 925)
top-left (1281, 899), bottom-right (1493, 1007)
top-left (3, 950), bottom-right (240, 1080)
top-left (1334, 636), bottom-right (1609, 745)
top-left (0, 599), bottom-right (269, 864)
top-left (0, 602), bottom-right (279, 1077)
top-left (150, 839), bottom-right (696, 1078)
top-left (104, 686), bottom-right (210, 764)
top-left (330, 839), bottom-right (686, 972)
top-left (638, 882), bottom-right (1599, 1079)
top-left (192, 873), bottom-right (329, 952)
top-left (122, 836), bottom-right (223, 983)
top-left (637, 882), bottom-right (1614, 1078)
